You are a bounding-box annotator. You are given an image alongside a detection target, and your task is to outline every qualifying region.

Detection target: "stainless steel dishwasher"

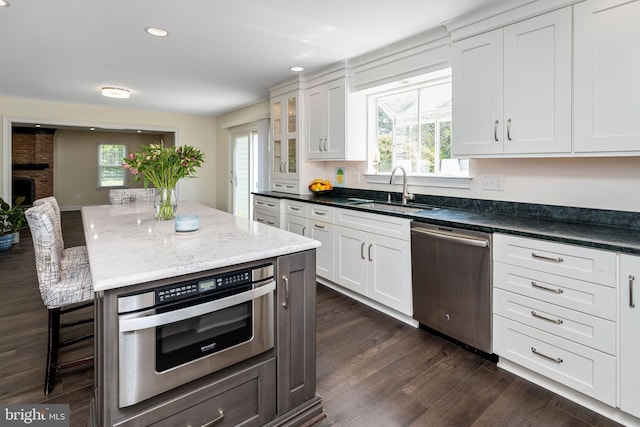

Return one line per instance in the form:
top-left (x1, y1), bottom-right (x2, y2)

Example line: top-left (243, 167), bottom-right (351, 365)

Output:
top-left (411, 222), bottom-right (492, 354)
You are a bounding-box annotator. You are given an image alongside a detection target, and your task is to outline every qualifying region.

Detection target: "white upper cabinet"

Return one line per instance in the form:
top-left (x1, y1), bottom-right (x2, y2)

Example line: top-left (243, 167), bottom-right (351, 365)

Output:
top-left (574, 0), bottom-right (640, 153)
top-left (305, 78), bottom-right (366, 161)
top-left (452, 7), bottom-right (572, 157)
top-left (270, 92), bottom-right (299, 180)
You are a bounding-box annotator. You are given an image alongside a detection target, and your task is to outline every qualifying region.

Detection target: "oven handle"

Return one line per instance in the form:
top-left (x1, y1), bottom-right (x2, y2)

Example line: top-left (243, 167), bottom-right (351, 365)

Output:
top-left (119, 281), bottom-right (275, 332)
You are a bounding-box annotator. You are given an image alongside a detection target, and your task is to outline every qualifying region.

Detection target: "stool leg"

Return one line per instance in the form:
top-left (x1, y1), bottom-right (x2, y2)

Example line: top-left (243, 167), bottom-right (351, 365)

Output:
top-left (45, 308), bottom-right (61, 395)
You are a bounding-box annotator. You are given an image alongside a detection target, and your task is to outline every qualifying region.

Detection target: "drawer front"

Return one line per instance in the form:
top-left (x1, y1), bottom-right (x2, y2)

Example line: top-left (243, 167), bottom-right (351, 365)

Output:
top-left (494, 315), bottom-right (616, 405)
top-left (334, 207), bottom-right (410, 240)
top-left (308, 205), bottom-right (334, 223)
top-left (254, 210), bottom-right (280, 228)
top-left (284, 200), bottom-right (308, 217)
top-left (493, 234), bottom-right (616, 286)
top-left (271, 180), bottom-right (299, 194)
top-left (254, 196), bottom-right (281, 213)
top-left (149, 359), bottom-right (276, 427)
top-left (494, 263), bottom-right (616, 320)
top-left (494, 288), bottom-right (616, 354)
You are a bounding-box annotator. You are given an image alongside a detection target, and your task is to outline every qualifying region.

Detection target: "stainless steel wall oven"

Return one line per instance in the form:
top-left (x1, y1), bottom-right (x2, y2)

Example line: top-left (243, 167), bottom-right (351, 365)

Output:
top-left (117, 263), bottom-right (275, 408)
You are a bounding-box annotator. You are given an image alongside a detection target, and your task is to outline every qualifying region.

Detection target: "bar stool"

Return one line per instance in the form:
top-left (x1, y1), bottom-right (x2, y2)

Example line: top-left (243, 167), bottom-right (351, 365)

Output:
top-left (25, 201), bottom-right (94, 395)
top-left (108, 188), bottom-right (156, 205)
top-left (32, 196), bottom-right (88, 266)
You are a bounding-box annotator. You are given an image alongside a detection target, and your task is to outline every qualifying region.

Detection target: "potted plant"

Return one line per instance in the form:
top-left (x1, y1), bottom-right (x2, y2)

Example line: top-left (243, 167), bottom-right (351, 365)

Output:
top-left (0, 196), bottom-right (26, 251)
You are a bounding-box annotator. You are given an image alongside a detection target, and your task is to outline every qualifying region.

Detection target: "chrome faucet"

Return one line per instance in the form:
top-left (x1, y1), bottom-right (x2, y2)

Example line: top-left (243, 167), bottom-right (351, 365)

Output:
top-left (389, 166), bottom-right (414, 205)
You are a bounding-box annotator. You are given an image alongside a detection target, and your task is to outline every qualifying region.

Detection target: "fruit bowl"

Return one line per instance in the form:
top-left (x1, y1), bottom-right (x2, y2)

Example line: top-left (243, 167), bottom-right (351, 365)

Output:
top-left (308, 186), bottom-right (334, 195)
top-left (308, 179), bottom-right (333, 194)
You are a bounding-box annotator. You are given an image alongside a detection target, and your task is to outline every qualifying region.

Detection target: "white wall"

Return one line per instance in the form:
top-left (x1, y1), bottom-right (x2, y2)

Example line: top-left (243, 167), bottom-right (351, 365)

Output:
top-left (54, 130), bottom-right (161, 208)
top-left (323, 156), bottom-right (640, 212)
top-left (1, 96), bottom-right (217, 208)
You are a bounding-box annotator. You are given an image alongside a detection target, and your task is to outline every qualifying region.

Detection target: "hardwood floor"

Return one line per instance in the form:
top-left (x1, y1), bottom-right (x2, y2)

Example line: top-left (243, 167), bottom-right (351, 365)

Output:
top-left (0, 211), bottom-right (623, 427)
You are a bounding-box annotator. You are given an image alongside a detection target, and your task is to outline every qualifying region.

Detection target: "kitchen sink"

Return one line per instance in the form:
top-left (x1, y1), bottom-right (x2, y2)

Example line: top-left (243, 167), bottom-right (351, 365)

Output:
top-left (346, 199), bottom-right (435, 214)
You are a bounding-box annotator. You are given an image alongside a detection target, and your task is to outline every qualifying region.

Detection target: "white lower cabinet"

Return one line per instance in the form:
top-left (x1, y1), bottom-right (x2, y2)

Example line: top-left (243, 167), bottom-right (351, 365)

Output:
top-left (493, 234), bottom-right (618, 407)
top-left (283, 200), bottom-right (308, 237)
top-left (308, 205), bottom-right (334, 280)
top-left (253, 195), bottom-right (282, 228)
top-left (618, 254), bottom-right (640, 419)
top-left (333, 209), bottom-right (412, 316)
top-left (493, 315), bottom-right (616, 405)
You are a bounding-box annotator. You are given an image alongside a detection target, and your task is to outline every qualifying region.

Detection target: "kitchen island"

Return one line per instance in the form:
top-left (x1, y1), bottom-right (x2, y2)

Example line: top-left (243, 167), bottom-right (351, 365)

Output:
top-left (82, 202), bottom-right (323, 427)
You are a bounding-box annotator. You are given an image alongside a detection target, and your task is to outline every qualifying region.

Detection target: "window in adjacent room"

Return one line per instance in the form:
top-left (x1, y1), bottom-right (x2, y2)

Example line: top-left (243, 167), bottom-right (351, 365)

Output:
top-left (369, 72), bottom-right (457, 175)
top-left (97, 143), bottom-right (127, 187)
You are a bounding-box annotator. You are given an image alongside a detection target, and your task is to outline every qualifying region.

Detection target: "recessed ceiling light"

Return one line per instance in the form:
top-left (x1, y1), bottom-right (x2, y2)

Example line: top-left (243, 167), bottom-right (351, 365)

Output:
top-left (289, 66), bottom-right (304, 72)
top-left (0, 1), bottom-right (10, 7)
top-left (101, 87), bottom-right (130, 99)
top-left (145, 27), bottom-right (169, 37)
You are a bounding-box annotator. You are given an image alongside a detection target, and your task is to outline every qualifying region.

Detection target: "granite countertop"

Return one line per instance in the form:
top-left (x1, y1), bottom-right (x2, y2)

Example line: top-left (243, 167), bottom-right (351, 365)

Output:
top-left (82, 201), bottom-right (320, 292)
top-left (255, 190), bottom-right (640, 255)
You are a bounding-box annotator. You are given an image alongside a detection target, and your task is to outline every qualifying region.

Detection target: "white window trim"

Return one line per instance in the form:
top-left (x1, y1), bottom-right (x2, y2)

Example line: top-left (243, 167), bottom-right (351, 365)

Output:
top-left (364, 172), bottom-right (472, 189)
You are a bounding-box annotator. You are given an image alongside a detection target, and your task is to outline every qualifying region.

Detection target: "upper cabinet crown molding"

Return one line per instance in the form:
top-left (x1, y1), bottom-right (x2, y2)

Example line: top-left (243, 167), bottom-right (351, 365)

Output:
top-left (445, 0), bottom-right (580, 41)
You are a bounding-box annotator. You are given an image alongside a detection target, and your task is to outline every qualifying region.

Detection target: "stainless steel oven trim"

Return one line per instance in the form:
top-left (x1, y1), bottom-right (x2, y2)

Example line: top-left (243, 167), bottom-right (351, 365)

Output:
top-left (118, 284), bottom-right (275, 408)
top-left (119, 281), bottom-right (275, 332)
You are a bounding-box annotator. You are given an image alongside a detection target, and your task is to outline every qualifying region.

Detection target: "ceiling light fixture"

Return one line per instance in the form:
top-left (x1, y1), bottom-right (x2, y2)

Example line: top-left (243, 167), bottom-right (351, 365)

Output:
top-left (0, 1), bottom-right (10, 7)
top-left (145, 27), bottom-right (169, 37)
top-left (101, 87), bottom-right (130, 99)
top-left (289, 66), bottom-right (304, 72)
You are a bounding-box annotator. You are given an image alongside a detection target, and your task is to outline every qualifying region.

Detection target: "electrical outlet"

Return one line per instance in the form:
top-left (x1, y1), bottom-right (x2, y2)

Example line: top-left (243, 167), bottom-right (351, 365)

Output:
top-left (482, 175), bottom-right (505, 191)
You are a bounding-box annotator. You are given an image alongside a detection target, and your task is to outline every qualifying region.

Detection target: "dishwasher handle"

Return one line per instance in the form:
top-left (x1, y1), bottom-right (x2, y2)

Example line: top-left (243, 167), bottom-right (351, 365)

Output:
top-left (411, 227), bottom-right (489, 248)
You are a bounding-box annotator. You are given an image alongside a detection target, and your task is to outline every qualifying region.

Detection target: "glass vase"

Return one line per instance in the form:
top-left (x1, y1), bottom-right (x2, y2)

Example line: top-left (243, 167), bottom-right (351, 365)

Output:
top-left (154, 187), bottom-right (177, 221)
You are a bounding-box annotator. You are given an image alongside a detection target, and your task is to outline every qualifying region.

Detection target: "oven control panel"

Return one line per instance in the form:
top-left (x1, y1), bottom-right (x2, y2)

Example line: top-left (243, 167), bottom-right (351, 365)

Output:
top-left (156, 269), bottom-right (252, 304)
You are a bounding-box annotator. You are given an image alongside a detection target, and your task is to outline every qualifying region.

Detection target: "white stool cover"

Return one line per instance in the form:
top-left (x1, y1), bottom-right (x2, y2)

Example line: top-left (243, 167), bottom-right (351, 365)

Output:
top-left (32, 197), bottom-right (89, 267)
top-left (26, 202), bottom-right (93, 309)
top-left (108, 188), bottom-right (157, 205)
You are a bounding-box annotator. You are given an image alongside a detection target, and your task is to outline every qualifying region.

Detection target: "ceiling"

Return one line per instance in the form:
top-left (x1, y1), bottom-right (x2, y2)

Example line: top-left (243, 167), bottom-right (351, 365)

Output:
top-left (0, 0), bottom-right (506, 117)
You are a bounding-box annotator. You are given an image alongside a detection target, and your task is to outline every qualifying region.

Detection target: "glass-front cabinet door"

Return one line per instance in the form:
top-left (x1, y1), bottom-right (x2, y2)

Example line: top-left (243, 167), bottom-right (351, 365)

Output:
top-left (270, 92), bottom-right (299, 180)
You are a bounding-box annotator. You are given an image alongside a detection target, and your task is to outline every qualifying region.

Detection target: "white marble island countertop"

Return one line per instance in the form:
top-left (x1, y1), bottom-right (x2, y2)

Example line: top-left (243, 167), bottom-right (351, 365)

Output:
top-left (81, 201), bottom-right (320, 292)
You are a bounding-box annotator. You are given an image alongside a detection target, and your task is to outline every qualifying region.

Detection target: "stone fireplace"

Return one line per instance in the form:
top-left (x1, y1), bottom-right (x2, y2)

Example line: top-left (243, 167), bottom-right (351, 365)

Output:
top-left (11, 127), bottom-right (55, 206)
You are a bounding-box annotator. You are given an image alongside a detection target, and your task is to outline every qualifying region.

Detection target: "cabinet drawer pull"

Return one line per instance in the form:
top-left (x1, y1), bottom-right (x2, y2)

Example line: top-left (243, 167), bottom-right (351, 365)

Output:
top-left (368, 244), bottom-right (373, 262)
top-left (267, 221), bottom-right (275, 225)
top-left (199, 409), bottom-right (224, 427)
top-left (531, 310), bottom-right (563, 325)
top-left (531, 252), bottom-right (564, 263)
top-left (630, 275), bottom-right (636, 308)
top-left (313, 223), bottom-right (325, 229)
top-left (494, 120), bottom-right (499, 142)
top-left (531, 347), bottom-right (563, 364)
top-left (267, 202), bottom-right (276, 207)
top-left (291, 206), bottom-right (301, 211)
top-left (256, 218), bottom-right (265, 223)
top-left (531, 281), bottom-right (563, 294)
top-left (360, 242), bottom-right (365, 260)
top-left (282, 275), bottom-right (289, 308)
top-left (507, 118), bottom-right (512, 141)
top-left (315, 211), bottom-right (326, 216)
top-left (286, 185), bottom-right (295, 189)
top-left (256, 200), bottom-right (265, 206)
